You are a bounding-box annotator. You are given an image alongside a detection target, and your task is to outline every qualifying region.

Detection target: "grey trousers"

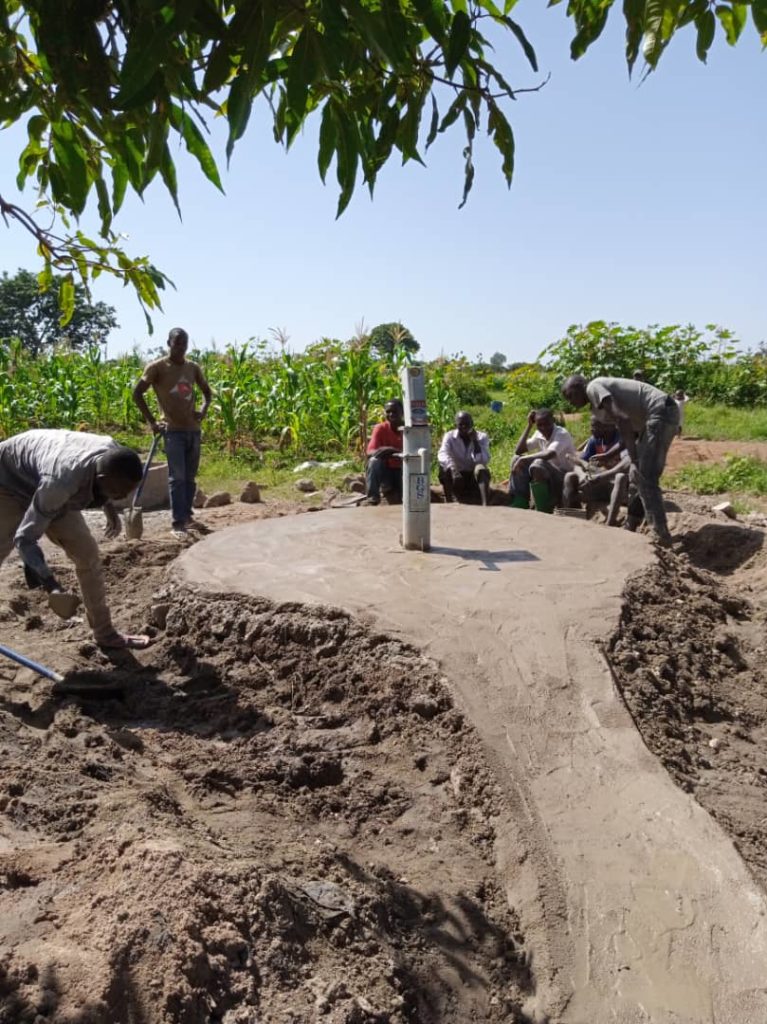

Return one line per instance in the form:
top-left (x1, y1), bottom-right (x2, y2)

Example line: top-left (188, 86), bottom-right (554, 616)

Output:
top-left (628, 399), bottom-right (680, 536)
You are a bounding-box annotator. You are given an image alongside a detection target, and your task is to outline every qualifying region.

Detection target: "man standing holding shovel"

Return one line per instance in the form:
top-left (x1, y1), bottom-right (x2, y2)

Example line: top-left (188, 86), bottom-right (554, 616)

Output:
top-left (0, 429), bottom-right (149, 650)
top-left (133, 327), bottom-right (212, 537)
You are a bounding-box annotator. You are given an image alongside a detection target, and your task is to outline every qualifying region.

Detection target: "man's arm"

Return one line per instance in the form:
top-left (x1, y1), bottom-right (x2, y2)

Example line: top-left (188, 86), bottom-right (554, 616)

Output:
top-left (474, 432), bottom-right (490, 466)
top-left (514, 410), bottom-right (536, 456)
top-left (437, 432), bottom-right (456, 472)
top-left (195, 365), bottom-right (213, 423)
top-left (14, 482), bottom-right (70, 587)
top-left (132, 377), bottom-right (163, 434)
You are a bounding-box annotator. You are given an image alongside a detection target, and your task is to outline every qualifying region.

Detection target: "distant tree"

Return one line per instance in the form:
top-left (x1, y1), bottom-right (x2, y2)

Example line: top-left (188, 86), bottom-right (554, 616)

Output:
top-left (0, 269), bottom-right (118, 357)
top-left (489, 352), bottom-right (507, 369)
top-left (369, 322), bottom-right (420, 360)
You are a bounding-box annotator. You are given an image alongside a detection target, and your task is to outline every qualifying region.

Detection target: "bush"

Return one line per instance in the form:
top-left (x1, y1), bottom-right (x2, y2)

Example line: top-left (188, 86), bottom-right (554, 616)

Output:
top-left (668, 455), bottom-right (767, 495)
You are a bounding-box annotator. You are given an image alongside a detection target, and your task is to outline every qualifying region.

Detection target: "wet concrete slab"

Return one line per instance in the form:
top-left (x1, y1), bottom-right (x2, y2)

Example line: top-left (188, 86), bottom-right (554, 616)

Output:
top-left (177, 505), bottom-right (767, 1023)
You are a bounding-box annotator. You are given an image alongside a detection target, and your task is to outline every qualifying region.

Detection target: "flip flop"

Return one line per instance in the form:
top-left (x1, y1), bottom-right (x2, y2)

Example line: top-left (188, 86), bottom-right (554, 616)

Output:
top-left (97, 633), bottom-right (151, 651)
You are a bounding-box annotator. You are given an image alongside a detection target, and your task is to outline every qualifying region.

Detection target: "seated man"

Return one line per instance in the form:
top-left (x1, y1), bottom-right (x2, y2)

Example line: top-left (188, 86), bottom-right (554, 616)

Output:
top-left (364, 399), bottom-right (404, 505)
top-left (437, 411), bottom-right (491, 506)
top-left (509, 409), bottom-right (576, 512)
top-left (563, 419), bottom-right (630, 527)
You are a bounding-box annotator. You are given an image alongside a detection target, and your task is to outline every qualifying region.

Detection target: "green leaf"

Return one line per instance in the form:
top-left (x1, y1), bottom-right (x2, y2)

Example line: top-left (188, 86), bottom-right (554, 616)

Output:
top-left (95, 178), bottom-right (112, 233)
top-left (318, 102), bottom-right (337, 183)
top-left (716, 3), bottom-right (747, 43)
top-left (226, 75), bottom-right (254, 162)
top-left (503, 17), bottom-right (538, 71)
top-left (113, 20), bottom-right (173, 109)
top-left (753, 0), bottom-right (767, 40)
top-left (458, 143), bottom-right (474, 209)
top-left (203, 41), bottom-right (233, 93)
top-left (171, 105), bottom-right (224, 191)
top-left (287, 26), bottom-right (318, 124)
top-left (159, 143), bottom-right (181, 218)
top-left (696, 9), bottom-right (716, 60)
top-left (51, 121), bottom-right (89, 216)
top-left (112, 160), bottom-right (128, 215)
top-left (37, 262), bottom-right (53, 294)
top-left (425, 95), bottom-right (439, 150)
top-left (642, 0), bottom-right (665, 66)
top-left (446, 11), bottom-right (471, 77)
top-left (411, 0), bottom-right (447, 41)
top-left (438, 92), bottom-right (468, 134)
top-left (488, 101), bottom-right (515, 185)
top-left (397, 88), bottom-right (427, 165)
top-left (332, 106), bottom-right (360, 217)
top-left (58, 274), bottom-right (75, 327)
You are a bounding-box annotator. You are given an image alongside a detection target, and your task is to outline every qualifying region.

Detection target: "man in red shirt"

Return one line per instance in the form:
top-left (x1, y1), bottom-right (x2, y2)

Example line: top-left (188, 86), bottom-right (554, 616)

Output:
top-left (364, 399), bottom-right (404, 505)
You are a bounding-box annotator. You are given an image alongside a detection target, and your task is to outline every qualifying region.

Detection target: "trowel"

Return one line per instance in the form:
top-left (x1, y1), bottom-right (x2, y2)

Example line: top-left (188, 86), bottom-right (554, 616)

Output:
top-left (124, 432), bottom-right (162, 540)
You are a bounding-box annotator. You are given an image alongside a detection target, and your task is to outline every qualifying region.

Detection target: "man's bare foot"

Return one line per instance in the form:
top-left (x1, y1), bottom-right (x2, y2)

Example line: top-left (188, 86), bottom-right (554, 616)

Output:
top-left (97, 632), bottom-right (151, 651)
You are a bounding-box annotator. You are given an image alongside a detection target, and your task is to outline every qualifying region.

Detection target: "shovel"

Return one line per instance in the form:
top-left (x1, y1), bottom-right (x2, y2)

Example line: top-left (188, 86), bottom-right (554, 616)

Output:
top-left (124, 432), bottom-right (162, 541)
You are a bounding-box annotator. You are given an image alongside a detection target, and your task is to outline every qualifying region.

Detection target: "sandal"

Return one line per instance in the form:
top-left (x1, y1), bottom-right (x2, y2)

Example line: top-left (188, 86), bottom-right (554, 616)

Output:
top-left (97, 633), bottom-right (151, 651)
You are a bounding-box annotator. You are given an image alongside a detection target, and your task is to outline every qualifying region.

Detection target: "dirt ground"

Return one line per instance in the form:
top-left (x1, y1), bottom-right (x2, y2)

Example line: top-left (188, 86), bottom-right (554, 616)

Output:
top-left (1, 448), bottom-right (767, 1022)
top-left (664, 435), bottom-right (767, 473)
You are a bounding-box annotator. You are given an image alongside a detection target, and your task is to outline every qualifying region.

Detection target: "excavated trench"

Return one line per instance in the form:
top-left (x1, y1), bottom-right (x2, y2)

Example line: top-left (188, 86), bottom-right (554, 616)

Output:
top-left (0, 585), bottom-right (535, 1024)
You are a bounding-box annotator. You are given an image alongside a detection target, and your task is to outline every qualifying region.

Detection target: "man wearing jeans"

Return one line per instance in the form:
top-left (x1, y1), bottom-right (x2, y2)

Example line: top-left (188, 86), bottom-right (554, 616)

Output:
top-left (133, 328), bottom-right (212, 536)
top-left (561, 374), bottom-right (680, 546)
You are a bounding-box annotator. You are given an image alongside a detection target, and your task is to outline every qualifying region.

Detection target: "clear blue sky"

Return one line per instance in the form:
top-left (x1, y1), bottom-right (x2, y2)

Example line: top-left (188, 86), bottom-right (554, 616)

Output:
top-left (0, 4), bottom-right (764, 362)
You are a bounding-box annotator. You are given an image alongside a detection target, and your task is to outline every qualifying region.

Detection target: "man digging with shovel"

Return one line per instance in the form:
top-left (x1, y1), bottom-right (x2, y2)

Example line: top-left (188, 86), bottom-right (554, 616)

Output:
top-left (0, 429), bottom-right (150, 650)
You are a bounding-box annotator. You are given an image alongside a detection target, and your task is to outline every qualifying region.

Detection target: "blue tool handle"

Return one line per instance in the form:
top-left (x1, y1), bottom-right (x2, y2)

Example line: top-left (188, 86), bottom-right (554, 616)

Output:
top-left (0, 642), bottom-right (63, 683)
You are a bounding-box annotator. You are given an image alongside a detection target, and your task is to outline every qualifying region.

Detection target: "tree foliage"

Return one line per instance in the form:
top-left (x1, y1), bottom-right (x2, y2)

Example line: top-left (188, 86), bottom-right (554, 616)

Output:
top-left (368, 321), bottom-right (419, 359)
top-left (489, 351), bottom-right (507, 368)
top-left (0, 268), bottom-right (118, 356)
top-left (0, 0), bottom-right (762, 323)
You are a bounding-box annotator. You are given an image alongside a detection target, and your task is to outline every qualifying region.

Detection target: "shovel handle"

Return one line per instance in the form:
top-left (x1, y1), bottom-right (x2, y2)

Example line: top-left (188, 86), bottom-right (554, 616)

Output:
top-left (131, 432), bottom-right (162, 509)
top-left (0, 642), bottom-right (63, 683)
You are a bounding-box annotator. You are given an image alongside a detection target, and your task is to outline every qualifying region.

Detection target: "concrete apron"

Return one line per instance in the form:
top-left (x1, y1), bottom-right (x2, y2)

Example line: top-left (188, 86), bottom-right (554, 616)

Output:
top-left (176, 506), bottom-right (767, 1024)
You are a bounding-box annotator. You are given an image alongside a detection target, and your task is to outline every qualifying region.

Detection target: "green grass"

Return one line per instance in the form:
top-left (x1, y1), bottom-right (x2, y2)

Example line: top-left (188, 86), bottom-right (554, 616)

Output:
top-left (684, 403), bottom-right (767, 441)
top-left (667, 455), bottom-right (767, 496)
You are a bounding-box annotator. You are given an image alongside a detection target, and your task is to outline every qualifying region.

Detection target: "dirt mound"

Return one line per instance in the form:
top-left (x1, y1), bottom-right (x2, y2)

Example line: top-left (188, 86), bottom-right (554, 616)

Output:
top-left (0, 586), bottom-right (533, 1024)
top-left (607, 545), bottom-right (767, 889)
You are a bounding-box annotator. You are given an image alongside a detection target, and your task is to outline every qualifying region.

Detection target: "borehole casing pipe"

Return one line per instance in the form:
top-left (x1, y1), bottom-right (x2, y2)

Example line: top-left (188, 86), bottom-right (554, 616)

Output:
top-left (400, 365), bottom-right (431, 551)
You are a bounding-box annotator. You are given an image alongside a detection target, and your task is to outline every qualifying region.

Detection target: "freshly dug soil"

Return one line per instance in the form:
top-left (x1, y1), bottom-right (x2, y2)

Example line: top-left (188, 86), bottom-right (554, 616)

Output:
top-left (607, 514), bottom-right (767, 890)
top-left (0, 523), bottom-right (533, 1023)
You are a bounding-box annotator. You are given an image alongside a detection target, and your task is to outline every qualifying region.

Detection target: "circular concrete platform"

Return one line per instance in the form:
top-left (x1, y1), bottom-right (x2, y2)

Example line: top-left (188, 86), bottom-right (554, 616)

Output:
top-left (177, 506), bottom-right (767, 1023)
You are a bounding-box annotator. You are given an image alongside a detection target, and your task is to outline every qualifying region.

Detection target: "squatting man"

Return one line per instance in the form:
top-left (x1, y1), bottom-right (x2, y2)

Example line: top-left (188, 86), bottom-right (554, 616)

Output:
top-left (0, 429), bottom-right (150, 649)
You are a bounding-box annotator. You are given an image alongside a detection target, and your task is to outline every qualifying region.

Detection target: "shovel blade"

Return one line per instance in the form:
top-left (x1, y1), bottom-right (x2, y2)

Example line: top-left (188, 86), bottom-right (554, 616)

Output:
top-left (124, 507), bottom-right (144, 540)
top-left (48, 591), bottom-right (80, 620)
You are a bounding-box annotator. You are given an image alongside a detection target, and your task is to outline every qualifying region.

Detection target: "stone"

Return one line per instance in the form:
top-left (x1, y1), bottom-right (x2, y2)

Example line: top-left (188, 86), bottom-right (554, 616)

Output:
top-left (411, 694), bottom-right (440, 720)
top-left (712, 501), bottom-right (737, 520)
top-left (239, 481), bottom-right (261, 504)
top-left (193, 488), bottom-right (206, 509)
top-left (149, 603), bottom-right (170, 629)
top-left (205, 491), bottom-right (231, 508)
top-left (296, 478), bottom-right (317, 493)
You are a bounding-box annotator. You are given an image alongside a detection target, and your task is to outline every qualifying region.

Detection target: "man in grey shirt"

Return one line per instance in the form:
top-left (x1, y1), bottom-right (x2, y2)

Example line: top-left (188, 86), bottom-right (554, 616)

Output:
top-left (0, 430), bottom-right (149, 649)
top-left (561, 375), bottom-right (679, 545)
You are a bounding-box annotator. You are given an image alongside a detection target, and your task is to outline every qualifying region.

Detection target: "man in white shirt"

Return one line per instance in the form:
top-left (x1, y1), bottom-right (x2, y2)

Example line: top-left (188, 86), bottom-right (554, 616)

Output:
top-left (437, 411), bottom-right (491, 505)
top-left (509, 409), bottom-right (577, 512)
